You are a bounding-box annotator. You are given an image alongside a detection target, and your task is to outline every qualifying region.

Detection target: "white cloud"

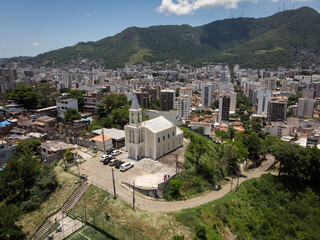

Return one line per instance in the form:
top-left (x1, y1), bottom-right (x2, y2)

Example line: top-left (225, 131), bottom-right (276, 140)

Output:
top-left (88, 12), bottom-right (92, 17)
top-left (32, 42), bottom-right (40, 46)
top-left (156, 0), bottom-right (258, 15)
top-left (272, 0), bottom-right (279, 2)
top-left (291, 0), bottom-right (313, 2)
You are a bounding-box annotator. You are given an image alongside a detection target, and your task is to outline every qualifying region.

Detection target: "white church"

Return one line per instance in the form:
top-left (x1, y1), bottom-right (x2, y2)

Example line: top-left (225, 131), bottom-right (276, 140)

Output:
top-left (125, 93), bottom-right (183, 160)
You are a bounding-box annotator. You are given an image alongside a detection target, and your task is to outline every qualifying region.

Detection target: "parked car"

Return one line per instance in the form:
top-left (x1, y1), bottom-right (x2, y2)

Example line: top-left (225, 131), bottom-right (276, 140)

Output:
top-left (115, 161), bottom-right (125, 169)
top-left (103, 156), bottom-right (114, 165)
top-left (213, 184), bottom-right (221, 191)
top-left (109, 159), bottom-right (119, 166)
top-left (120, 162), bottom-right (134, 172)
top-left (100, 154), bottom-right (111, 162)
top-left (107, 148), bottom-right (114, 154)
top-left (111, 149), bottom-right (122, 156)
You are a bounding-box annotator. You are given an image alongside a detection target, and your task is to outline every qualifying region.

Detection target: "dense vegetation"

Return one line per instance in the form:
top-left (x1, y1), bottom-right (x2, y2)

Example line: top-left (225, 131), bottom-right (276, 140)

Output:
top-left (176, 174), bottom-right (320, 240)
top-left (164, 127), bottom-right (249, 200)
top-left (0, 139), bottom-right (58, 239)
top-left (88, 93), bottom-right (130, 131)
top-left (26, 7), bottom-right (320, 69)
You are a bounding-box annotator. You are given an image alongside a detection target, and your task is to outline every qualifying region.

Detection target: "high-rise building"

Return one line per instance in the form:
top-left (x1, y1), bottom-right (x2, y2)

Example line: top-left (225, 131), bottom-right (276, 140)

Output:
top-left (160, 89), bottom-right (175, 111)
top-left (177, 95), bottom-right (191, 119)
top-left (136, 91), bottom-right (151, 109)
top-left (202, 84), bottom-right (213, 108)
top-left (267, 98), bottom-right (287, 122)
top-left (218, 93), bottom-right (230, 123)
top-left (302, 89), bottom-right (315, 99)
top-left (297, 97), bottom-right (315, 118)
top-left (257, 89), bottom-right (272, 116)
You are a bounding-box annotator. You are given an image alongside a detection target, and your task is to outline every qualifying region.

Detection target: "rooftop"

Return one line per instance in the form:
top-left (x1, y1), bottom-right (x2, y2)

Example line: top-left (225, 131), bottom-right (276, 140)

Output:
top-left (92, 128), bottom-right (125, 140)
top-left (91, 135), bottom-right (112, 142)
top-left (144, 115), bottom-right (175, 133)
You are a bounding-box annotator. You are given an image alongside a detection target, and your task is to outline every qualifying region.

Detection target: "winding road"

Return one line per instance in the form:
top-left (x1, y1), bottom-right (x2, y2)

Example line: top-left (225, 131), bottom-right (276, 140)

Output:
top-left (75, 151), bottom-right (277, 212)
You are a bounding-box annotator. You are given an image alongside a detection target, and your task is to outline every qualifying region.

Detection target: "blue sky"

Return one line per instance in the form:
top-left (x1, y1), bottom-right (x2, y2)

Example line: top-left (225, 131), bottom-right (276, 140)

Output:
top-left (0, 0), bottom-right (319, 58)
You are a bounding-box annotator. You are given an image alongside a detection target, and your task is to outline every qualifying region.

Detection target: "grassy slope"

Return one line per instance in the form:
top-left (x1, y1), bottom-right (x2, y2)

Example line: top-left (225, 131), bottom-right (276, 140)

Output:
top-left (17, 163), bottom-right (78, 238)
top-left (176, 174), bottom-right (320, 240)
top-left (30, 7), bottom-right (320, 69)
top-left (70, 185), bottom-right (192, 240)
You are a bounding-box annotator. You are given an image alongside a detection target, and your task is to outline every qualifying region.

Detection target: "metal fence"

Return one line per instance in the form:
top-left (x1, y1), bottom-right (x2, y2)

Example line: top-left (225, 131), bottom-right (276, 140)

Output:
top-left (69, 209), bottom-right (150, 240)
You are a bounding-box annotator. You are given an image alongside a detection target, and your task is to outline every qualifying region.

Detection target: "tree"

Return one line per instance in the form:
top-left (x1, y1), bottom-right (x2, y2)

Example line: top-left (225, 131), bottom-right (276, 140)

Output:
top-left (104, 93), bottom-right (127, 113)
top-left (64, 149), bottom-right (74, 163)
top-left (97, 104), bottom-right (107, 119)
top-left (37, 83), bottom-right (59, 108)
top-left (149, 99), bottom-right (160, 110)
top-left (6, 84), bottom-right (39, 109)
top-left (240, 132), bottom-right (262, 164)
top-left (0, 204), bottom-right (24, 240)
top-left (69, 90), bottom-right (86, 110)
top-left (64, 108), bottom-right (81, 123)
top-left (15, 138), bottom-right (41, 156)
top-left (111, 108), bottom-right (129, 129)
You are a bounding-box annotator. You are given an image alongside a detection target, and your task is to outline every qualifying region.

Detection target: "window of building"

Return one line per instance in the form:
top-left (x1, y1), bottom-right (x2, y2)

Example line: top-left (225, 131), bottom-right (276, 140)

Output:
top-left (158, 137), bottom-right (160, 143)
top-left (173, 132), bottom-right (175, 136)
top-left (168, 134), bottom-right (170, 138)
top-left (163, 136), bottom-right (165, 140)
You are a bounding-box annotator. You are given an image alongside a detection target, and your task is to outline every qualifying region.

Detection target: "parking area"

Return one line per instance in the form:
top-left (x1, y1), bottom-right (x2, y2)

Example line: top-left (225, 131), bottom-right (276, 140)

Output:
top-left (73, 139), bottom-right (188, 190)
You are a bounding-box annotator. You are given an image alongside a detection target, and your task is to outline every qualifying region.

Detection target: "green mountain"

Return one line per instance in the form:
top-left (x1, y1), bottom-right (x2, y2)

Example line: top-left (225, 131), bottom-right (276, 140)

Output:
top-left (30, 7), bottom-right (320, 69)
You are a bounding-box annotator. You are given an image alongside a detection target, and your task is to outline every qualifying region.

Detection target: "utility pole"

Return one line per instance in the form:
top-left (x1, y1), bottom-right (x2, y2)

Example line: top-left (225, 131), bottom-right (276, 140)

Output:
top-left (101, 127), bottom-right (106, 153)
top-left (230, 165), bottom-right (240, 191)
top-left (230, 176), bottom-right (233, 192)
top-left (61, 147), bottom-right (67, 170)
top-left (76, 152), bottom-right (81, 182)
top-left (133, 181), bottom-right (135, 211)
top-left (112, 168), bottom-right (116, 199)
top-left (175, 154), bottom-right (178, 174)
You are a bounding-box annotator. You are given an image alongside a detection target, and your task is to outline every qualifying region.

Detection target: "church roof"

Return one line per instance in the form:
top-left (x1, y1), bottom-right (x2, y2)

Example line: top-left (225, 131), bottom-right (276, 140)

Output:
top-left (144, 115), bottom-right (175, 133)
top-left (130, 93), bottom-right (141, 110)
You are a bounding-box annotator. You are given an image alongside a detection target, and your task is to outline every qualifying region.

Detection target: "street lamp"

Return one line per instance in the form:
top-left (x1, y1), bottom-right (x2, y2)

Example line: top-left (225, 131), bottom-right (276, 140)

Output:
top-left (229, 165), bottom-right (240, 191)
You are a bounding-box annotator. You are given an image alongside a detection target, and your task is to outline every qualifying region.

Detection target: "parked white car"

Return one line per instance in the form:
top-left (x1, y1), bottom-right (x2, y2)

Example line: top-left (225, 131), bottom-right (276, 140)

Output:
top-left (111, 149), bottom-right (122, 156)
top-left (120, 162), bottom-right (134, 172)
top-left (100, 154), bottom-right (111, 162)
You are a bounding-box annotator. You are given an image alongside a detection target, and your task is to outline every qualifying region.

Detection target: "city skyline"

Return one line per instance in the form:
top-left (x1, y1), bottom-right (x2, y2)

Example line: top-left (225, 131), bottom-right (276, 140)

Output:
top-left (0, 0), bottom-right (319, 58)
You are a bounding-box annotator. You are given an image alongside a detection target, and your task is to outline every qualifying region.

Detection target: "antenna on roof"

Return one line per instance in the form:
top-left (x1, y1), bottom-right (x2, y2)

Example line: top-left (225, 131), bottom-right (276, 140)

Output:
top-left (283, 2), bottom-right (285, 11)
top-left (293, 3), bottom-right (294, 10)
top-left (242, 6), bottom-right (244, 17)
top-left (278, 5), bottom-right (280, 13)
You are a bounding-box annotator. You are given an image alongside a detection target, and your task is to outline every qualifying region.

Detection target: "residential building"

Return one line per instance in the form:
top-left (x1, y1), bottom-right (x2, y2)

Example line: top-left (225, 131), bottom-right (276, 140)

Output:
top-left (218, 93), bottom-right (230, 123)
top-left (297, 97), bottom-right (315, 118)
top-left (179, 87), bottom-right (193, 98)
top-left (56, 96), bottom-right (78, 119)
top-left (302, 88), bottom-right (315, 98)
top-left (202, 84), bottom-right (213, 108)
top-left (91, 135), bottom-right (113, 151)
top-left (83, 91), bottom-right (103, 114)
top-left (177, 95), bottom-right (190, 119)
top-left (160, 89), bottom-right (175, 111)
top-left (257, 89), bottom-right (272, 117)
top-left (32, 116), bottom-right (56, 134)
top-left (137, 91), bottom-right (151, 109)
top-left (267, 98), bottom-right (287, 122)
top-left (125, 94), bottom-right (183, 160)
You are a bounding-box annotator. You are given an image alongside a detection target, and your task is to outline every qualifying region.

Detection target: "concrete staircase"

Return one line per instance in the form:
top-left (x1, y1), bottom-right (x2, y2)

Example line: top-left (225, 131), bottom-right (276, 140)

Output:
top-left (61, 182), bottom-right (90, 214)
top-left (31, 182), bottom-right (90, 240)
top-left (31, 219), bottom-right (54, 240)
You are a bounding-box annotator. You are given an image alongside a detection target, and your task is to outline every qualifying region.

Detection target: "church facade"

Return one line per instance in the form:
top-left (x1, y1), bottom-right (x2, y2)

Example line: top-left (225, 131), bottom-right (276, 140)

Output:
top-left (125, 94), bottom-right (183, 160)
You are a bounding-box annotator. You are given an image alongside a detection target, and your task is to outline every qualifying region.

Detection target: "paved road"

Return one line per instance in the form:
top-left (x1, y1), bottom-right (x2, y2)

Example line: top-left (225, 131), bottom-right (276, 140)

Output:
top-left (73, 151), bottom-right (277, 212)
